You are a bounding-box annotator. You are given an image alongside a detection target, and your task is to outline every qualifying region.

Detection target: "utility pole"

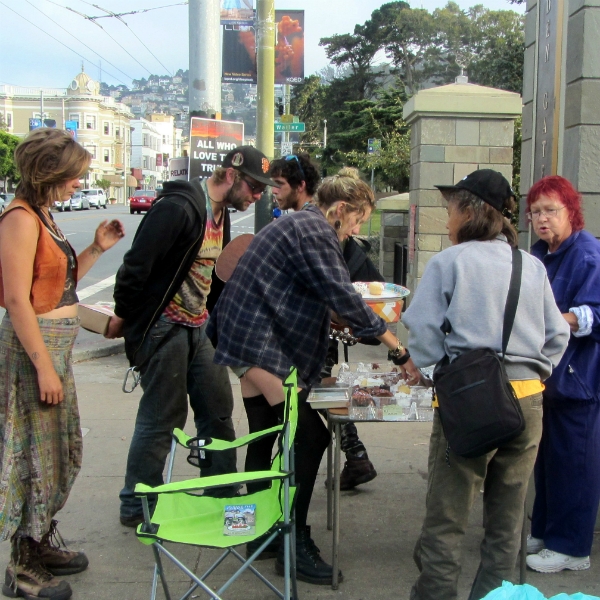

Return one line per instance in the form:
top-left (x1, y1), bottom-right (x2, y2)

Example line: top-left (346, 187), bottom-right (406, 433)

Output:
top-left (254, 0), bottom-right (275, 233)
top-left (188, 0), bottom-right (221, 116)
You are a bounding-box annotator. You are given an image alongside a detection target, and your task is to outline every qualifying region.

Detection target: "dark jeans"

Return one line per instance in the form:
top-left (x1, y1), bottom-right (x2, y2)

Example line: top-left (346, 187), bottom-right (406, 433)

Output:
top-left (119, 320), bottom-right (236, 519)
top-left (243, 390), bottom-right (330, 528)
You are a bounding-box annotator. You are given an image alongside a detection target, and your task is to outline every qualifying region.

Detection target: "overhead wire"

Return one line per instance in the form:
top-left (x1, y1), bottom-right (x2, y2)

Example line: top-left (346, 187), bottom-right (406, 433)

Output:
top-left (74, 0), bottom-right (175, 76)
top-left (24, 0), bottom-right (136, 82)
top-left (0, 1), bottom-right (129, 86)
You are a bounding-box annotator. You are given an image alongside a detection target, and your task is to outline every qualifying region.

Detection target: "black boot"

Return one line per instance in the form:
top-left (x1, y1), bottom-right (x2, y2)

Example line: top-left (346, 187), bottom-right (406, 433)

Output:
top-left (245, 531), bottom-right (281, 560)
top-left (339, 450), bottom-right (377, 490)
top-left (276, 526), bottom-right (342, 586)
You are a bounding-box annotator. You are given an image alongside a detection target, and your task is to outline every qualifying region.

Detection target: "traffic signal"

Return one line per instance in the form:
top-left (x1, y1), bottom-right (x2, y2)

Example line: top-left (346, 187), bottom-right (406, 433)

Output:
top-left (278, 103), bottom-right (284, 116)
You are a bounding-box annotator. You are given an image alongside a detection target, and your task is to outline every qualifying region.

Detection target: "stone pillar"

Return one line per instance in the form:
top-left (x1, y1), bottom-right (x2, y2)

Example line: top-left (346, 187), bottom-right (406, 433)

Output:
top-left (402, 80), bottom-right (522, 298)
top-left (521, 0), bottom-right (600, 236)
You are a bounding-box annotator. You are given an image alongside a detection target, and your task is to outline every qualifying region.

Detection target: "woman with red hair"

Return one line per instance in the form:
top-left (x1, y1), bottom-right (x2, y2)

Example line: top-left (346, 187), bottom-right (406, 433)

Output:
top-left (525, 175), bottom-right (600, 573)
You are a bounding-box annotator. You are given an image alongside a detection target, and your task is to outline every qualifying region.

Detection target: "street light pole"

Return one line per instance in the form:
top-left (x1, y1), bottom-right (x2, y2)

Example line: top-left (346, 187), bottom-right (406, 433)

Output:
top-left (255, 0), bottom-right (275, 233)
top-left (323, 119), bottom-right (327, 149)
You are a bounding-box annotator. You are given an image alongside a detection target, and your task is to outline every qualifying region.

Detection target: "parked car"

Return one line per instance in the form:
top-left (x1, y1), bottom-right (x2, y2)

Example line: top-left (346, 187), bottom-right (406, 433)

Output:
top-left (54, 198), bottom-right (71, 212)
top-left (81, 188), bottom-right (107, 209)
top-left (129, 190), bottom-right (157, 214)
top-left (0, 193), bottom-right (15, 214)
top-left (70, 191), bottom-right (90, 211)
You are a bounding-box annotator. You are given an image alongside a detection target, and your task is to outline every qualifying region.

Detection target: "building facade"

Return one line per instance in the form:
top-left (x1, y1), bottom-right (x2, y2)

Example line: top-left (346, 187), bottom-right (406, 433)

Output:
top-left (0, 68), bottom-right (136, 203)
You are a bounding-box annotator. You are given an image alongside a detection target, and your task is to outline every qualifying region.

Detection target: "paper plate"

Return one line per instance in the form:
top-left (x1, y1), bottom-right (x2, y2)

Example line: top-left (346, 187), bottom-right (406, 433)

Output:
top-left (353, 282), bottom-right (410, 300)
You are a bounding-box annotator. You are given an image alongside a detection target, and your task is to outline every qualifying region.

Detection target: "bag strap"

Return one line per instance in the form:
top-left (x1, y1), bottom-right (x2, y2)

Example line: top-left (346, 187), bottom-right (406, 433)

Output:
top-left (501, 247), bottom-right (522, 360)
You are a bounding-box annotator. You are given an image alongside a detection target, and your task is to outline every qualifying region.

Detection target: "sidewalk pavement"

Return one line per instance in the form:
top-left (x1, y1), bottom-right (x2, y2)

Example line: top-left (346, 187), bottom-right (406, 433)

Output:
top-left (1, 342), bottom-right (598, 600)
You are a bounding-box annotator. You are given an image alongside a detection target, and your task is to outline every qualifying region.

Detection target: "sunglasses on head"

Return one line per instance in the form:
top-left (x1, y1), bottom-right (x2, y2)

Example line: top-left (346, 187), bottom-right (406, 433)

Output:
top-left (284, 154), bottom-right (306, 181)
top-left (242, 176), bottom-right (266, 195)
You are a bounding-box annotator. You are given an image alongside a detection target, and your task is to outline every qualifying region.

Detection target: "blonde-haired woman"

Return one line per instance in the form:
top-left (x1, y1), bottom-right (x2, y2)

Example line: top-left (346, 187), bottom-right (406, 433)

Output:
top-left (207, 172), bottom-right (419, 585)
top-left (0, 128), bottom-right (124, 600)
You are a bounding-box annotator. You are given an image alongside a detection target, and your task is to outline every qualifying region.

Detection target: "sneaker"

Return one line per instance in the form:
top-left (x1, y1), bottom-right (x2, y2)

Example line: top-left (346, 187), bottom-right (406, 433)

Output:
top-left (119, 514), bottom-right (144, 528)
top-left (526, 549), bottom-right (590, 573)
top-left (526, 535), bottom-right (544, 554)
top-left (2, 537), bottom-right (72, 600)
top-left (38, 521), bottom-right (89, 576)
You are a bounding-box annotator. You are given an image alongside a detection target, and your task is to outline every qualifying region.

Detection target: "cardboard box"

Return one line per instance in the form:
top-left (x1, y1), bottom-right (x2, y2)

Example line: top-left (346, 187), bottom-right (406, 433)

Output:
top-left (78, 304), bottom-right (114, 335)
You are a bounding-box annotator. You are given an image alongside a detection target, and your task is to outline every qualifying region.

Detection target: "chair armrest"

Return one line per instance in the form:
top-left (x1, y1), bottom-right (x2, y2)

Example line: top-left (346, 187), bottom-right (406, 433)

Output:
top-left (202, 426), bottom-right (284, 451)
top-left (134, 469), bottom-right (291, 495)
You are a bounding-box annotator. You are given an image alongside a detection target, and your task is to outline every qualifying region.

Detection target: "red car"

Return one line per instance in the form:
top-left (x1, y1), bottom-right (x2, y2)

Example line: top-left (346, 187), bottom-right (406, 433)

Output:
top-left (129, 190), bottom-right (158, 214)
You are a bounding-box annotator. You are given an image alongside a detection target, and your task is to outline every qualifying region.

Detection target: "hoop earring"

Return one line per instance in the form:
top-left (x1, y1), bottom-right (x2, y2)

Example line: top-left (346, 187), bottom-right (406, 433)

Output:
top-left (334, 220), bottom-right (341, 230)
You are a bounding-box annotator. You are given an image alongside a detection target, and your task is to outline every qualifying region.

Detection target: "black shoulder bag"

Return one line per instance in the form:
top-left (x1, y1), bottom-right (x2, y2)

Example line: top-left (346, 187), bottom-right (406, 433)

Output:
top-left (433, 247), bottom-right (525, 459)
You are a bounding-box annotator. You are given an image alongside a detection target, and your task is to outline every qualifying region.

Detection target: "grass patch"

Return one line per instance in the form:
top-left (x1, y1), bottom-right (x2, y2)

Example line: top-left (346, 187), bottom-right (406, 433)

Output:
top-left (360, 209), bottom-right (381, 236)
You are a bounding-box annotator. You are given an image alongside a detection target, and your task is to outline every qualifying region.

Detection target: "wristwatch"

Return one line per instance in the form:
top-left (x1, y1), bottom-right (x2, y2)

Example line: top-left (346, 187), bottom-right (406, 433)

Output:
top-left (389, 342), bottom-right (411, 366)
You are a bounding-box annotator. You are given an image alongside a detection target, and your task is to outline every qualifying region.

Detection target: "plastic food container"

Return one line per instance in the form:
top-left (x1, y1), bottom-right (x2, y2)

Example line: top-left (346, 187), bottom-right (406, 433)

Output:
top-left (353, 282), bottom-right (410, 324)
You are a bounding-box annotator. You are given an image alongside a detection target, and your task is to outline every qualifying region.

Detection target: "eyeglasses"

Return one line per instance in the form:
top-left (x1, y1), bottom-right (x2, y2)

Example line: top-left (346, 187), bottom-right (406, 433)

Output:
top-left (284, 155), bottom-right (306, 181)
top-left (242, 177), bottom-right (266, 196)
top-left (526, 207), bottom-right (566, 221)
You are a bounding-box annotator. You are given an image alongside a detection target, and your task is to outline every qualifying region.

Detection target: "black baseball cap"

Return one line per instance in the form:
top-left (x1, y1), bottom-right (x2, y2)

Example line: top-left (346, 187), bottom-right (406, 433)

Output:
top-left (436, 169), bottom-right (515, 218)
top-left (223, 146), bottom-right (277, 187)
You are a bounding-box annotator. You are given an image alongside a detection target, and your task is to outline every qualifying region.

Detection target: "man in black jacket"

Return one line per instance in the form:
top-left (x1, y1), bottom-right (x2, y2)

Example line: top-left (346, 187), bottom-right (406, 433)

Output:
top-left (107, 146), bottom-right (276, 527)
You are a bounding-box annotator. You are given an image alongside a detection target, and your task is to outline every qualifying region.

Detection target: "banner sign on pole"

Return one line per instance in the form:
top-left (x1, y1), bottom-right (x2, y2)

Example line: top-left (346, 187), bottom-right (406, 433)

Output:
top-left (189, 117), bottom-right (245, 181)
top-left (221, 10), bottom-right (305, 85)
top-left (222, 25), bottom-right (257, 83)
top-left (220, 0), bottom-right (254, 25)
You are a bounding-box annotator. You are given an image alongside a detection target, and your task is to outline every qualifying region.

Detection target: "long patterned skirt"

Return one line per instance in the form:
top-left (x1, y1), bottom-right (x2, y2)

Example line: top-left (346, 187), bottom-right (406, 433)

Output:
top-left (0, 314), bottom-right (82, 541)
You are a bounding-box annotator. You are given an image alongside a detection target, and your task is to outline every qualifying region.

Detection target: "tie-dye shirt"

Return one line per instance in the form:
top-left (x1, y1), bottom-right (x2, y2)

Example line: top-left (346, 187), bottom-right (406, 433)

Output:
top-left (161, 181), bottom-right (224, 327)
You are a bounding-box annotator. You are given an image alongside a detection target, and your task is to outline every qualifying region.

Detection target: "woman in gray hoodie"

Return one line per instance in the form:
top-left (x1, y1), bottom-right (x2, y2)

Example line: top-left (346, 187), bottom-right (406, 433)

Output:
top-left (403, 169), bottom-right (569, 600)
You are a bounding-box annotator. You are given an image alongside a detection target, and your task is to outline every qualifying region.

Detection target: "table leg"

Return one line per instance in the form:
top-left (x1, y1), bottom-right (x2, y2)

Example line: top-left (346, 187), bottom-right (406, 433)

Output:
top-left (332, 419), bottom-right (341, 590)
top-left (327, 415), bottom-right (333, 531)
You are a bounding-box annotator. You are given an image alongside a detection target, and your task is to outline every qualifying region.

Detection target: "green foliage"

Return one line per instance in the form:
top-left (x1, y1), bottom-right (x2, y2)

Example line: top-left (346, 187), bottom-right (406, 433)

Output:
top-left (93, 178), bottom-right (111, 192)
top-left (292, 1), bottom-right (524, 192)
top-left (0, 131), bottom-right (21, 184)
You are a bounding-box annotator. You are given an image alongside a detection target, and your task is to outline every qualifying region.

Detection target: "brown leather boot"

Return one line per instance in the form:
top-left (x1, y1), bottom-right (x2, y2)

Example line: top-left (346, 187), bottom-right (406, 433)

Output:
top-left (38, 521), bottom-right (89, 576)
top-left (3, 536), bottom-right (72, 600)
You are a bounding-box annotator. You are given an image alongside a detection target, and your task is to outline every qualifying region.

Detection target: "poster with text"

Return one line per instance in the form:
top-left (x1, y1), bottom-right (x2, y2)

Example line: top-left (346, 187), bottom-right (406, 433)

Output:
top-left (221, 10), bottom-right (304, 85)
top-left (222, 24), bottom-right (257, 84)
top-left (275, 10), bottom-right (304, 85)
top-left (189, 117), bottom-right (244, 181)
top-left (221, 0), bottom-right (254, 25)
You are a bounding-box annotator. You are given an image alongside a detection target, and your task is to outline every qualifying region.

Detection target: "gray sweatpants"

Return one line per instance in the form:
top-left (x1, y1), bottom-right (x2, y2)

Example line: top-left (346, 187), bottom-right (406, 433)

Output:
top-left (410, 392), bottom-right (543, 600)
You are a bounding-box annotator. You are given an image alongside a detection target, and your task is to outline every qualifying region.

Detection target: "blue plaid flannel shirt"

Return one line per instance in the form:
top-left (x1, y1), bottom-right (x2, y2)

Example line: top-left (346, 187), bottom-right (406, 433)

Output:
top-left (207, 205), bottom-right (387, 386)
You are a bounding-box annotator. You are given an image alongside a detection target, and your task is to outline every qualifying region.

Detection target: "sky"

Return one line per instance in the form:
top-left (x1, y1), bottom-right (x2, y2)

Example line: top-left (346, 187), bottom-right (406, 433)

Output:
top-left (0, 0), bottom-right (523, 90)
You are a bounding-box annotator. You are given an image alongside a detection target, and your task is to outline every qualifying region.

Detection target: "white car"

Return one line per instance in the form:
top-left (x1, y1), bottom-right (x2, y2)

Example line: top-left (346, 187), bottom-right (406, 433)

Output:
top-left (81, 189), bottom-right (107, 209)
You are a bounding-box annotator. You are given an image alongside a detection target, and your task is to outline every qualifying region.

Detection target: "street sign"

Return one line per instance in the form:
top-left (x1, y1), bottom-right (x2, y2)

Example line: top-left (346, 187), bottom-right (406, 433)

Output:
top-left (281, 141), bottom-right (294, 156)
top-left (367, 138), bottom-right (381, 155)
top-left (280, 114), bottom-right (294, 123)
top-left (275, 122), bottom-right (305, 132)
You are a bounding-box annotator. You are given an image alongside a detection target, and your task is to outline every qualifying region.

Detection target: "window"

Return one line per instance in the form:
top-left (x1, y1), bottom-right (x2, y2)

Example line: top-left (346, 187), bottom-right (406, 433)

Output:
top-left (143, 134), bottom-right (149, 147)
top-left (85, 115), bottom-right (96, 130)
top-left (143, 156), bottom-right (148, 169)
top-left (88, 145), bottom-right (97, 160)
top-left (103, 149), bottom-right (110, 163)
top-left (103, 122), bottom-right (110, 135)
top-left (69, 114), bottom-right (80, 129)
top-left (115, 127), bottom-right (120, 138)
top-left (5, 113), bottom-right (12, 128)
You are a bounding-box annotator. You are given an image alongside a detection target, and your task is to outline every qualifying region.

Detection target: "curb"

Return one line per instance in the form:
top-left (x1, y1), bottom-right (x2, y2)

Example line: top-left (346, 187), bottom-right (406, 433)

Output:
top-left (73, 340), bottom-right (125, 363)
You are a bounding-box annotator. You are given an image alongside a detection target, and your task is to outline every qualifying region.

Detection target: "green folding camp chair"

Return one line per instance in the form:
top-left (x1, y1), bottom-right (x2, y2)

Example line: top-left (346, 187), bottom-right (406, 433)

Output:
top-left (134, 367), bottom-right (300, 600)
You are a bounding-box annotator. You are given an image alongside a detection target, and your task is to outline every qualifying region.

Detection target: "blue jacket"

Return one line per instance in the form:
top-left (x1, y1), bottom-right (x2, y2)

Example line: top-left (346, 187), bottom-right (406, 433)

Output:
top-left (531, 230), bottom-right (600, 405)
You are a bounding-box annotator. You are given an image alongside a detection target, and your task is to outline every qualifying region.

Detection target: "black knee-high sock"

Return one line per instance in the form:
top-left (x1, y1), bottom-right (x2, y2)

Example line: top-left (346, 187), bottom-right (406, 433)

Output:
top-left (243, 395), bottom-right (283, 493)
top-left (293, 389), bottom-right (330, 529)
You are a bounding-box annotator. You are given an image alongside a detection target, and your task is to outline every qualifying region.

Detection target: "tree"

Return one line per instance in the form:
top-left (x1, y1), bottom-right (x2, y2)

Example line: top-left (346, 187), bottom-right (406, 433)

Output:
top-left (93, 178), bottom-right (111, 193)
top-left (0, 131), bottom-right (21, 188)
